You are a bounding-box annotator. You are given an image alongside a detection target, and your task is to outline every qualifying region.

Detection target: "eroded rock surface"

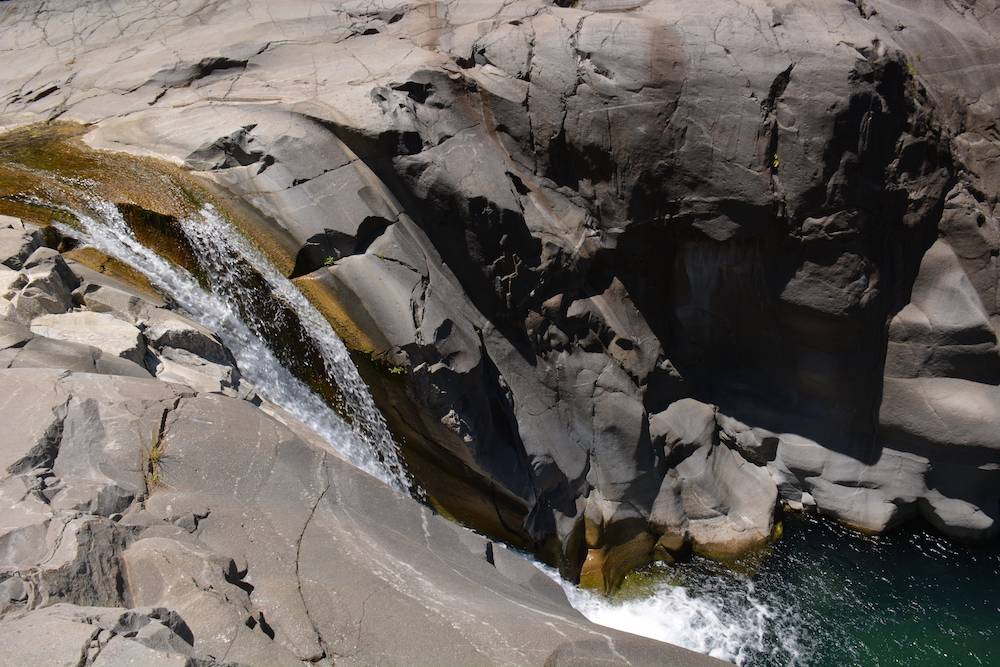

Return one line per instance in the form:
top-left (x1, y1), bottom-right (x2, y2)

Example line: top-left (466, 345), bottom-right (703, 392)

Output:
top-left (2, 0), bottom-right (999, 595)
top-left (0, 218), bottom-right (714, 665)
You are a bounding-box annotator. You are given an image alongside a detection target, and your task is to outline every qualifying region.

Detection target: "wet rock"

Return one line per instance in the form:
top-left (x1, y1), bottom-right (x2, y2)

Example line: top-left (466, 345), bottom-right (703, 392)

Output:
top-left (0, 349), bottom-right (712, 666)
top-left (2, 0), bottom-right (1000, 615)
top-left (133, 392), bottom-right (710, 665)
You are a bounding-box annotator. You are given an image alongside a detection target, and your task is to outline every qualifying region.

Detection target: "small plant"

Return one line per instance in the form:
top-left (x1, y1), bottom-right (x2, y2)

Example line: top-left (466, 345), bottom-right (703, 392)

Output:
top-left (906, 59), bottom-right (919, 77)
top-left (772, 155), bottom-right (780, 170)
top-left (144, 430), bottom-right (166, 493)
top-left (323, 255), bottom-right (336, 266)
top-left (366, 350), bottom-right (408, 376)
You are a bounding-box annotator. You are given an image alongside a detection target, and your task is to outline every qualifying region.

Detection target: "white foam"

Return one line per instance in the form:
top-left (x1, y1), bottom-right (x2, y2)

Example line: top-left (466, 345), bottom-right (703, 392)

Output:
top-left (180, 204), bottom-right (410, 489)
top-left (54, 199), bottom-right (407, 490)
top-left (534, 561), bottom-right (805, 665)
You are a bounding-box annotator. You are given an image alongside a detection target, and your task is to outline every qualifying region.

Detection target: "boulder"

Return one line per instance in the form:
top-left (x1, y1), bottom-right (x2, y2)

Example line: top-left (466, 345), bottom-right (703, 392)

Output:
top-left (79, 282), bottom-right (164, 322)
top-left (649, 400), bottom-right (778, 559)
top-left (150, 346), bottom-right (242, 395)
top-left (0, 604), bottom-right (207, 667)
top-left (1, 335), bottom-right (151, 378)
top-left (30, 311), bottom-right (147, 365)
top-left (0, 320), bottom-right (32, 350)
top-left (0, 219), bottom-right (42, 271)
top-left (141, 309), bottom-right (233, 367)
top-left (7, 248), bottom-right (78, 323)
top-left (0, 367), bottom-right (67, 474)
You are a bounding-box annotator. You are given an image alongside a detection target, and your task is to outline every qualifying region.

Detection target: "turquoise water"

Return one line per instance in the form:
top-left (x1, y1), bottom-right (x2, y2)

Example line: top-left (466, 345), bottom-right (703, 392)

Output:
top-left (558, 514), bottom-right (1000, 665)
top-left (661, 515), bottom-right (1000, 665)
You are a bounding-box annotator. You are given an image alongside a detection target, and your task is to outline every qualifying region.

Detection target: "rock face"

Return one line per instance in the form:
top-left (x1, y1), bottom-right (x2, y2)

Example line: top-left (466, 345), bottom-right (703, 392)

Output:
top-left (0, 219), bottom-right (715, 666)
top-left (2, 0), bottom-right (1000, 593)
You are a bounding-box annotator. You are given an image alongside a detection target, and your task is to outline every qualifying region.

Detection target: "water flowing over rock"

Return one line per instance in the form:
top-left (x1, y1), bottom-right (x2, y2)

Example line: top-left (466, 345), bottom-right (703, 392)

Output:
top-left (2, 0), bottom-right (1000, 662)
top-left (0, 215), bottom-right (715, 665)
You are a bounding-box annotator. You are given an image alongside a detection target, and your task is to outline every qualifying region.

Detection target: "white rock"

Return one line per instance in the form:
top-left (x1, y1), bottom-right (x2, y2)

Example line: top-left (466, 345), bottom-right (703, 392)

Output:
top-left (30, 311), bottom-right (147, 365)
top-left (151, 346), bottom-right (237, 394)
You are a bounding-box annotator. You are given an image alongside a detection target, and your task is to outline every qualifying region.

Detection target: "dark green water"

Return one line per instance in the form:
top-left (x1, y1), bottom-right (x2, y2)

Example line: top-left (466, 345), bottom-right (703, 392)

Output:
top-left (565, 515), bottom-right (1000, 665)
top-left (691, 515), bottom-right (1000, 665)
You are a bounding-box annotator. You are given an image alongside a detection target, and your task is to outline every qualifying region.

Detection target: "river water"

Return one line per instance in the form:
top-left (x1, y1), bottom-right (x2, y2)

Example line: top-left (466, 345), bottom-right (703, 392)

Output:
top-left (57, 198), bottom-right (999, 666)
top-left (554, 514), bottom-right (1000, 666)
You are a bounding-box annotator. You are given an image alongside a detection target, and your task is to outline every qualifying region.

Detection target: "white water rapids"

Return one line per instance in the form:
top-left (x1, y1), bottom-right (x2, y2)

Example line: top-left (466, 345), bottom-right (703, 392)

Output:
top-left (533, 560), bottom-right (802, 666)
top-left (54, 199), bottom-right (409, 490)
top-left (54, 198), bottom-right (802, 666)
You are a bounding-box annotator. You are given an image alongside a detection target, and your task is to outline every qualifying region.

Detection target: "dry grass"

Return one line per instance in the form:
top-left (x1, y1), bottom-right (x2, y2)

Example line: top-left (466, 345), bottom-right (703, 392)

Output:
top-left (144, 430), bottom-right (166, 493)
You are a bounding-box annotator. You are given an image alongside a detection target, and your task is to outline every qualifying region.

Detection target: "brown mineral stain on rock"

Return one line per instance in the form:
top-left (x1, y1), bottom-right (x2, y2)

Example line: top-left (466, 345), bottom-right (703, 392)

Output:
top-left (579, 528), bottom-right (657, 594)
top-left (0, 121), bottom-right (539, 571)
top-left (294, 271), bottom-right (382, 355)
top-left (64, 246), bottom-right (161, 299)
top-left (0, 122), bottom-right (200, 226)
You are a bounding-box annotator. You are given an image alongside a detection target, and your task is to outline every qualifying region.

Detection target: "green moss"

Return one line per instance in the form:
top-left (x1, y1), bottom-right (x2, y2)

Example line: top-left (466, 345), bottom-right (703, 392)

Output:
top-left (365, 349), bottom-right (409, 377)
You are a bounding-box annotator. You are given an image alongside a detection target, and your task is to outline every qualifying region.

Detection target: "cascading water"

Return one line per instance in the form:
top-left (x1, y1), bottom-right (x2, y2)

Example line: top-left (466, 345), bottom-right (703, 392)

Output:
top-left (55, 197), bottom-right (802, 664)
top-left (52, 198), bottom-right (409, 491)
top-left (534, 560), bottom-right (803, 666)
top-left (47, 200), bottom-right (1000, 667)
top-left (178, 204), bottom-right (410, 487)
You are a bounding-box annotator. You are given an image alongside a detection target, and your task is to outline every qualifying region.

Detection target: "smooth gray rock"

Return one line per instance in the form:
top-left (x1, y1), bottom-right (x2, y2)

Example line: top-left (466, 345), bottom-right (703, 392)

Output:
top-left (141, 309), bottom-right (233, 367)
top-left (79, 282), bottom-right (165, 321)
top-left (149, 346), bottom-right (242, 395)
top-left (0, 362), bottom-right (714, 665)
top-left (649, 400), bottom-right (778, 557)
top-left (0, 604), bottom-right (208, 667)
top-left (0, 368), bottom-right (66, 474)
top-left (0, 319), bottom-right (32, 350)
top-left (130, 392), bottom-right (713, 666)
top-left (6, 249), bottom-right (78, 324)
top-left (1, 335), bottom-right (151, 378)
top-left (0, 0), bottom-right (999, 616)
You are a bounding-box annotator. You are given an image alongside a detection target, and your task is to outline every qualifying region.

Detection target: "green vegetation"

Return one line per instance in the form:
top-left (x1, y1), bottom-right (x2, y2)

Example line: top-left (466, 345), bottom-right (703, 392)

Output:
top-left (365, 349), bottom-right (408, 377)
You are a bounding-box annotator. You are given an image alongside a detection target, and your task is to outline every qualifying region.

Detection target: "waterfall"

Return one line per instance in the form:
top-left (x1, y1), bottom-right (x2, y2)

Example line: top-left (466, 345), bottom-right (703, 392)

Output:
top-left (533, 559), bottom-right (806, 666)
top-left (179, 204), bottom-right (409, 487)
top-left (53, 199), bottom-right (410, 491)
